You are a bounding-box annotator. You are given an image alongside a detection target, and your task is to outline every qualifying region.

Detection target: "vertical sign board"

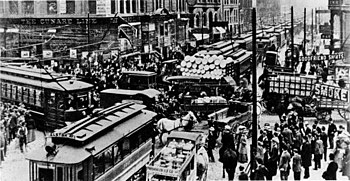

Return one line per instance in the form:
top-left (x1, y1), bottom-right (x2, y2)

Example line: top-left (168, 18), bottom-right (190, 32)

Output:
top-left (59, 0), bottom-right (66, 14)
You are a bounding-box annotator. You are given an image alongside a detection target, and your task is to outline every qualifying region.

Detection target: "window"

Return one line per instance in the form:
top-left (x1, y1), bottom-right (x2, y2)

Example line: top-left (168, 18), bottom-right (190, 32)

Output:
top-left (35, 90), bottom-right (42, 107)
top-left (88, 0), bottom-right (96, 14)
top-left (104, 148), bottom-right (113, 171)
top-left (203, 13), bottom-right (207, 26)
top-left (29, 88), bottom-right (35, 105)
top-left (140, 0), bottom-right (145, 13)
top-left (132, 0), bottom-right (136, 13)
top-left (114, 144), bottom-right (122, 164)
top-left (119, 0), bottom-right (124, 13)
top-left (111, 0), bottom-right (116, 14)
top-left (94, 153), bottom-right (104, 179)
top-left (9, 1), bottom-right (18, 14)
top-left (17, 86), bottom-right (22, 102)
top-left (66, 0), bottom-right (75, 14)
top-left (22, 1), bottom-right (34, 14)
top-left (195, 14), bottom-right (200, 27)
top-left (126, 0), bottom-right (130, 13)
top-left (1, 83), bottom-right (6, 98)
top-left (160, 24), bottom-right (164, 36)
top-left (47, 1), bottom-right (57, 14)
top-left (122, 138), bottom-right (130, 157)
top-left (57, 167), bottom-right (63, 181)
top-left (12, 85), bottom-right (17, 100)
top-left (23, 88), bottom-right (29, 103)
top-left (0, 1), bottom-right (4, 14)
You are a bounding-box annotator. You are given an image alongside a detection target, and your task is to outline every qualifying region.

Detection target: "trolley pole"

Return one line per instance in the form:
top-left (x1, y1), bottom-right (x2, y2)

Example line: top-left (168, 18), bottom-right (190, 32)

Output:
top-left (311, 9), bottom-right (314, 48)
top-left (291, 6), bottom-right (294, 71)
top-left (251, 7), bottom-right (258, 171)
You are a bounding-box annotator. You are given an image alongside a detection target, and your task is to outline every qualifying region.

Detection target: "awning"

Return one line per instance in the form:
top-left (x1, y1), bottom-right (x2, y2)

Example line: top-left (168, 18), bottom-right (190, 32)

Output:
top-left (214, 27), bottom-right (226, 34)
top-left (192, 33), bottom-right (210, 41)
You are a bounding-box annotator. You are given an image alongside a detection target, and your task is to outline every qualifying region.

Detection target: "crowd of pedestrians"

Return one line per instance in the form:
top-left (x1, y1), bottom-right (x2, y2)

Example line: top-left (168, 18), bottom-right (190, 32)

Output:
top-left (0, 101), bottom-right (35, 166)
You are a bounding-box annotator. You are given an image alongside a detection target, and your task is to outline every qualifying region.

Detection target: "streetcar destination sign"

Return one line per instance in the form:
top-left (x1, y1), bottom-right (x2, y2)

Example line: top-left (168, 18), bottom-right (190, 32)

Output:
top-left (315, 83), bottom-right (350, 102)
top-left (299, 52), bottom-right (344, 62)
top-left (50, 132), bottom-right (76, 139)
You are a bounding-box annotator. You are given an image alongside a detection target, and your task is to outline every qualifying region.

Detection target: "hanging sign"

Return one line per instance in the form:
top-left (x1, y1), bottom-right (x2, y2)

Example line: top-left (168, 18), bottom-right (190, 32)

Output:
top-left (43, 50), bottom-right (53, 58)
top-left (70, 49), bottom-right (77, 58)
top-left (21, 51), bottom-right (30, 58)
top-left (299, 52), bottom-right (344, 62)
top-left (315, 83), bottom-right (350, 102)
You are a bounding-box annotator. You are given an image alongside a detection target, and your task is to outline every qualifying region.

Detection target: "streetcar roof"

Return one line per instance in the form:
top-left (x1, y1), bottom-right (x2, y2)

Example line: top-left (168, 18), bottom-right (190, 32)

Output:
top-left (26, 104), bottom-right (157, 164)
top-left (101, 88), bottom-right (160, 98)
top-left (121, 71), bottom-right (157, 76)
top-left (0, 73), bottom-right (93, 91)
top-left (168, 131), bottom-right (203, 143)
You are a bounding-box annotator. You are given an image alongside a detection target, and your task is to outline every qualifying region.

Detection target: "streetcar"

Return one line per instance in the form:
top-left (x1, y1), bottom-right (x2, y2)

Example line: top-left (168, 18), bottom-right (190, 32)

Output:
top-left (26, 102), bottom-right (157, 181)
top-left (119, 71), bottom-right (157, 90)
top-left (0, 64), bottom-right (94, 130)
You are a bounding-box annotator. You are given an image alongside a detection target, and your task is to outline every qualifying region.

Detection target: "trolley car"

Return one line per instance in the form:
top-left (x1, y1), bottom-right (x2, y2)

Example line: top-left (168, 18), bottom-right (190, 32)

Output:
top-left (0, 64), bottom-right (94, 130)
top-left (26, 102), bottom-right (157, 181)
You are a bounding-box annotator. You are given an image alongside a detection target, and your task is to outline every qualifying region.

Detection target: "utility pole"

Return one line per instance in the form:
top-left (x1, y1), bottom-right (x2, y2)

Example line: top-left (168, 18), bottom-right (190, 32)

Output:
top-left (311, 9), bottom-right (314, 48)
top-left (88, 13), bottom-right (90, 52)
top-left (304, 8), bottom-right (307, 55)
top-left (291, 6), bottom-right (294, 71)
top-left (251, 7), bottom-right (258, 172)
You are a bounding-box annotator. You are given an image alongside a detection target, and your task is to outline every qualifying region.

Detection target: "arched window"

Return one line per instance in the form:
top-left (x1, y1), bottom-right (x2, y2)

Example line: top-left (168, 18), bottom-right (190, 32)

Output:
top-left (203, 13), bottom-right (207, 27)
top-left (195, 14), bottom-right (200, 27)
top-left (214, 13), bottom-right (218, 22)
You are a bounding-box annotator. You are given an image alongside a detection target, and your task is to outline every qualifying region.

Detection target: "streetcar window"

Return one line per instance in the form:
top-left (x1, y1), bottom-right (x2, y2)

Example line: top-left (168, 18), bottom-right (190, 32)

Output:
top-left (122, 138), bottom-right (131, 157)
top-left (12, 85), bottom-right (17, 100)
top-left (23, 87), bottom-right (29, 103)
top-left (104, 147), bottom-right (113, 171)
top-left (29, 88), bottom-right (35, 105)
top-left (1, 83), bottom-right (6, 98)
top-left (38, 167), bottom-right (54, 181)
top-left (113, 144), bottom-right (122, 164)
top-left (17, 86), bottom-right (22, 102)
top-left (77, 169), bottom-right (83, 181)
top-left (57, 167), bottom-right (63, 181)
top-left (77, 94), bottom-right (88, 109)
top-left (93, 153), bottom-right (105, 179)
top-left (35, 90), bottom-right (42, 107)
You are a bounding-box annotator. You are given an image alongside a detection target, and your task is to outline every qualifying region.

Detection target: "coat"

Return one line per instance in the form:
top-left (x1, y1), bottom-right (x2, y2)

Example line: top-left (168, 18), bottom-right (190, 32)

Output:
top-left (292, 153), bottom-right (302, 172)
top-left (221, 130), bottom-right (235, 150)
top-left (315, 139), bottom-right (324, 155)
top-left (265, 146), bottom-right (279, 177)
top-left (282, 128), bottom-right (293, 148)
top-left (342, 149), bottom-right (350, 178)
top-left (301, 142), bottom-right (312, 167)
top-left (293, 131), bottom-right (303, 150)
top-left (279, 150), bottom-right (291, 172)
top-left (324, 161), bottom-right (338, 180)
top-left (320, 131), bottom-right (328, 147)
top-left (252, 164), bottom-right (269, 181)
top-left (238, 134), bottom-right (248, 155)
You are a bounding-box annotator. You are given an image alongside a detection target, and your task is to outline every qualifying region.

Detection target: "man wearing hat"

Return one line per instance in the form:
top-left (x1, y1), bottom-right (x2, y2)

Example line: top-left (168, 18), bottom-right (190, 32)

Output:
top-left (219, 125), bottom-right (235, 162)
top-left (207, 127), bottom-right (217, 162)
top-left (265, 137), bottom-right (280, 180)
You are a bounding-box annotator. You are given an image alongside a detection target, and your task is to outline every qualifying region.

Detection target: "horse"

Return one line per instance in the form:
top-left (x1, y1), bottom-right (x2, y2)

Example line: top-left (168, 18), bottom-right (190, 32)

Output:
top-left (156, 111), bottom-right (198, 145)
top-left (197, 136), bottom-right (209, 181)
top-left (219, 147), bottom-right (238, 180)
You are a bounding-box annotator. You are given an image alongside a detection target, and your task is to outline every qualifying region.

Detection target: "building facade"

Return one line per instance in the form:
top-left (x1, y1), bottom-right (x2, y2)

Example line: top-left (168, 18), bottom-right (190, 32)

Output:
top-left (329, 0), bottom-right (350, 61)
top-left (0, 0), bottom-right (192, 60)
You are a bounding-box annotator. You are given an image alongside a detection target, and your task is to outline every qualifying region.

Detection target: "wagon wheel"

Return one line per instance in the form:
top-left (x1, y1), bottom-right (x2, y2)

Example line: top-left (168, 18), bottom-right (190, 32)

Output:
top-left (338, 109), bottom-right (349, 120)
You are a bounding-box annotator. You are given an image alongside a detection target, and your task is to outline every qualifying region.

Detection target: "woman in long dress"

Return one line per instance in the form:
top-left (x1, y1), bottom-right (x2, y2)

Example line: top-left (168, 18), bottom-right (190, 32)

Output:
top-left (237, 126), bottom-right (248, 163)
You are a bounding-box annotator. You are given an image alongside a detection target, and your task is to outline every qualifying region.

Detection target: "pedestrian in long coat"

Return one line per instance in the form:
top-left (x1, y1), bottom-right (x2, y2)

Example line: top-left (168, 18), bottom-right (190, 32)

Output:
top-left (320, 126), bottom-right (328, 161)
top-left (237, 126), bottom-right (248, 163)
top-left (293, 128), bottom-right (303, 152)
top-left (279, 145), bottom-right (291, 180)
top-left (292, 149), bottom-right (302, 181)
top-left (314, 135), bottom-right (324, 170)
top-left (342, 146), bottom-right (350, 179)
top-left (265, 137), bottom-right (279, 180)
top-left (301, 136), bottom-right (312, 179)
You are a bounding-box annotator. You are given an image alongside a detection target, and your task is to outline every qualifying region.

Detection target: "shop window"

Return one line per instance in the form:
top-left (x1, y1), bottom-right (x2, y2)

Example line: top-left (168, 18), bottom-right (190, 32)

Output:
top-left (22, 1), bottom-right (34, 14)
top-left (88, 0), bottom-right (96, 14)
top-left (104, 148), bottom-right (113, 171)
top-left (93, 153), bottom-right (105, 179)
top-left (66, 0), bottom-right (75, 14)
top-left (47, 1), bottom-right (57, 14)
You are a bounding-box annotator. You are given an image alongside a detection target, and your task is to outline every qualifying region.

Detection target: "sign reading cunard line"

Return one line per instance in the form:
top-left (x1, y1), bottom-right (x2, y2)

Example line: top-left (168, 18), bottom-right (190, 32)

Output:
top-left (315, 83), bottom-right (350, 102)
top-left (299, 52), bottom-right (344, 62)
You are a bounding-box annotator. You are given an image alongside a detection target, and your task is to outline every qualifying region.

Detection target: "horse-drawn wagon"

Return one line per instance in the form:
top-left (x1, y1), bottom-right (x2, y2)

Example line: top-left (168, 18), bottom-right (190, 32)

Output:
top-left (146, 131), bottom-right (208, 181)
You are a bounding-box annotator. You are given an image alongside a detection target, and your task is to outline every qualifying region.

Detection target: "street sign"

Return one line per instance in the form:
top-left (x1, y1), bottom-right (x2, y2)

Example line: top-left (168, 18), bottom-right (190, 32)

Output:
top-left (321, 34), bottom-right (333, 39)
top-left (299, 52), bottom-right (344, 62)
